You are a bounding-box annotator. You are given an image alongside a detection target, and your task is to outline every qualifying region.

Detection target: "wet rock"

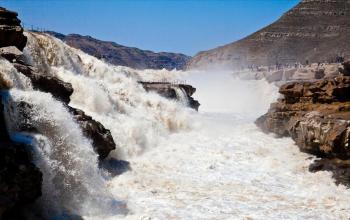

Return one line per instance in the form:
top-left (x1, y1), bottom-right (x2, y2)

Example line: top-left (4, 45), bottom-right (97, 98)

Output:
top-left (341, 59), bottom-right (350, 76)
top-left (0, 99), bottom-right (42, 219)
top-left (0, 7), bottom-right (27, 51)
top-left (12, 61), bottom-right (115, 159)
top-left (13, 62), bottom-right (74, 104)
top-left (314, 68), bottom-right (325, 79)
top-left (309, 158), bottom-right (350, 187)
top-left (139, 82), bottom-right (200, 110)
top-left (99, 158), bottom-right (131, 176)
top-left (0, 46), bottom-right (24, 63)
top-left (68, 106), bottom-right (116, 160)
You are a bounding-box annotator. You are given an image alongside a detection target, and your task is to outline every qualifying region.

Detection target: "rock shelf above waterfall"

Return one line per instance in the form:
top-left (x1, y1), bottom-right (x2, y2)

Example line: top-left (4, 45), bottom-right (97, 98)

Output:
top-left (139, 81), bottom-right (200, 110)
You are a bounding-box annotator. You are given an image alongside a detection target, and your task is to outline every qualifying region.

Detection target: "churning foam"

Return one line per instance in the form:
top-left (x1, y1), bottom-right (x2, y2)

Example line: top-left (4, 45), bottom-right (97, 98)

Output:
top-left (11, 31), bottom-right (350, 219)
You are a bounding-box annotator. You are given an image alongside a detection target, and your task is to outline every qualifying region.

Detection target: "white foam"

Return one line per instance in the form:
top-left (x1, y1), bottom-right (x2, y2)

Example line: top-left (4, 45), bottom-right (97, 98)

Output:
top-left (21, 32), bottom-right (350, 220)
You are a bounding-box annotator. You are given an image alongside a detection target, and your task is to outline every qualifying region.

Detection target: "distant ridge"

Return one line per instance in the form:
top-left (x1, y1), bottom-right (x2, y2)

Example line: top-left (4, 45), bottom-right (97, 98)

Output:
top-left (46, 31), bottom-right (190, 70)
top-left (187, 0), bottom-right (350, 70)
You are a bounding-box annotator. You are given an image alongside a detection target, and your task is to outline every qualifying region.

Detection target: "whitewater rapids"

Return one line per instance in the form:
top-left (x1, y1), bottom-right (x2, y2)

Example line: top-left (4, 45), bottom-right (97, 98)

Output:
top-left (6, 32), bottom-right (349, 219)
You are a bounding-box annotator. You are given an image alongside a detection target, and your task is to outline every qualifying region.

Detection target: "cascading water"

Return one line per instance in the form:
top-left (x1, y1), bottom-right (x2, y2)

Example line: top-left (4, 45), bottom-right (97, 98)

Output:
top-left (3, 31), bottom-right (349, 219)
top-left (0, 58), bottom-right (124, 218)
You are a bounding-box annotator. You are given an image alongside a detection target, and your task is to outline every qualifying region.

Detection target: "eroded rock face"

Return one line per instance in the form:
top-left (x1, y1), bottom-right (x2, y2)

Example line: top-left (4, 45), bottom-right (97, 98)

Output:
top-left (139, 82), bottom-right (200, 110)
top-left (0, 7), bottom-right (27, 51)
top-left (256, 74), bottom-right (350, 185)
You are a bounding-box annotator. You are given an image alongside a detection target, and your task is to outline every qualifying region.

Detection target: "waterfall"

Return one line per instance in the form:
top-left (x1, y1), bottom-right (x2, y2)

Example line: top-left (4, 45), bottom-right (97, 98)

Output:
top-left (3, 31), bottom-right (349, 219)
top-left (0, 51), bottom-right (122, 218)
top-left (24, 31), bottom-right (192, 159)
top-left (174, 87), bottom-right (189, 105)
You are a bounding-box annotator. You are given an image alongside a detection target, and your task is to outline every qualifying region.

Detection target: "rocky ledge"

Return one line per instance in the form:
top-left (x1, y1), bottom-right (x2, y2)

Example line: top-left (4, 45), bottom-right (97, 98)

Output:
top-left (256, 64), bottom-right (350, 186)
top-left (0, 7), bottom-right (27, 51)
top-left (139, 82), bottom-right (200, 111)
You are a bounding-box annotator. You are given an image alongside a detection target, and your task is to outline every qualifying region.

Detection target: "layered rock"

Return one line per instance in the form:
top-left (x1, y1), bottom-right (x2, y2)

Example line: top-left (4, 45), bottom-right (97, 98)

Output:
top-left (256, 74), bottom-right (350, 186)
top-left (188, 0), bottom-right (350, 70)
top-left (0, 7), bottom-right (27, 51)
top-left (45, 31), bottom-right (190, 70)
top-left (139, 82), bottom-right (200, 110)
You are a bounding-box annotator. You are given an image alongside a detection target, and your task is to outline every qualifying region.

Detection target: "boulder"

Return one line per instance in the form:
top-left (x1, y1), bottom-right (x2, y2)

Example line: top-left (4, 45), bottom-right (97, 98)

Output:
top-left (139, 82), bottom-right (200, 110)
top-left (0, 7), bottom-right (27, 51)
top-left (68, 107), bottom-right (116, 160)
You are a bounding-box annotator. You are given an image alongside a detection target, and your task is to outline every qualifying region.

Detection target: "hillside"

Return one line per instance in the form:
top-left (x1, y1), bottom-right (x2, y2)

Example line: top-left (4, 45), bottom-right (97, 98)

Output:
top-left (187, 0), bottom-right (350, 70)
top-left (46, 31), bottom-right (190, 70)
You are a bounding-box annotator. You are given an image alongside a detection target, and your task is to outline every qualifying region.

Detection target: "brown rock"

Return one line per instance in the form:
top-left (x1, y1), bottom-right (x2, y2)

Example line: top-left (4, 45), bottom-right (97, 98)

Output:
top-left (256, 75), bottom-right (350, 185)
top-left (0, 7), bottom-right (27, 51)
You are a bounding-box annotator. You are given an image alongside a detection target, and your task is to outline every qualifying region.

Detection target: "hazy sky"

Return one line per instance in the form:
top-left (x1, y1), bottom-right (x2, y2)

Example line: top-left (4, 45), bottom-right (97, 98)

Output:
top-left (1, 0), bottom-right (299, 56)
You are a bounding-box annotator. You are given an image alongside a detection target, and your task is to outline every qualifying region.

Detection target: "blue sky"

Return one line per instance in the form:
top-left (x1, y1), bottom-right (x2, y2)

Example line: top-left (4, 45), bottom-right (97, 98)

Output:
top-left (1, 0), bottom-right (299, 56)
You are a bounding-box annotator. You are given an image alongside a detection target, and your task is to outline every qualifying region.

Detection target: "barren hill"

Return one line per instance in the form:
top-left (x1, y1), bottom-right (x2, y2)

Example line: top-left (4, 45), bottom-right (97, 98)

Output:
top-left (46, 31), bottom-right (190, 70)
top-left (187, 0), bottom-right (350, 70)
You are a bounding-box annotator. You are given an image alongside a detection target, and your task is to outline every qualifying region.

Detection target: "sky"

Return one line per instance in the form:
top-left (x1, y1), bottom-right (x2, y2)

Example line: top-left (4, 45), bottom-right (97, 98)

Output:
top-left (1, 0), bottom-right (300, 56)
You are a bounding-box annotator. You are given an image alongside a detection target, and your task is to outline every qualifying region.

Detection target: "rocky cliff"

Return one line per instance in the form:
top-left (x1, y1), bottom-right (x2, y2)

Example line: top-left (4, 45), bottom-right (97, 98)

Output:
top-left (0, 8), bottom-right (43, 219)
top-left (46, 31), bottom-right (190, 70)
top-left (256, 63), bottom-right (350, 186)
top-left (0, 7), bottom-right (27, 51)
top-left (188, 0), bottom-right (350, 70)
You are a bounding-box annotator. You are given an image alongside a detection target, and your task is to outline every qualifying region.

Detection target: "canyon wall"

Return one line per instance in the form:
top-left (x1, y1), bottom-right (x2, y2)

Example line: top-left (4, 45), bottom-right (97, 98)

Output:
top-left (188, 0), bottom-right (350, 70)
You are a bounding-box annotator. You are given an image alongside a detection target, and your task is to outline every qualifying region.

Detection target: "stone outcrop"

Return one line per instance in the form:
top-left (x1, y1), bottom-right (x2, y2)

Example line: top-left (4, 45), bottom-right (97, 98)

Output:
top-left (139, 82), bottom-right (200, 110)
top-left (0, 7), bottom-right (27, 51)
top-left (68, 107), bottom-right (116, 160)
top-left (13, 62), bottom-right (74, 104)
top-left (0, 8), bottom-right (43, 218)
top-left (188, 0), bottom-right (350, 70)
top-left (46, 31), bottom-right (191, 70)
top-left (256, 73), bottom-right (350, 186)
